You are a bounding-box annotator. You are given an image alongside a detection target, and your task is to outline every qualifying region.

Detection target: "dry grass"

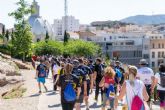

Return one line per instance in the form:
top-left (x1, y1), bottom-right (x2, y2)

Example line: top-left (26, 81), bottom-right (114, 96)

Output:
top-left (2, 85), bottom-right (27, 99)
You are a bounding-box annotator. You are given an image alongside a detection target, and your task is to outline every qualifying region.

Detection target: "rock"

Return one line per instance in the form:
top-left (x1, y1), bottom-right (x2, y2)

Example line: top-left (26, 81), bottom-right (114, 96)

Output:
top-left (0, 60), bottom-right (19, 76)
top-left (0, 76), bottom-right (8, 87)
top-left (13, 60), bottom-right (32, 70)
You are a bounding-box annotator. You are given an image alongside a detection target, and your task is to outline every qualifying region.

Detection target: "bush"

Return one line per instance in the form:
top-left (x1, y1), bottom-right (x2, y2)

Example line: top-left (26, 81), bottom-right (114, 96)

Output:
top-left (34, 40), bottom-right (63, 56)
top-left (64, 40), bottom-right (100, 57)
top-left (0, 44), bottom-right (11, 55)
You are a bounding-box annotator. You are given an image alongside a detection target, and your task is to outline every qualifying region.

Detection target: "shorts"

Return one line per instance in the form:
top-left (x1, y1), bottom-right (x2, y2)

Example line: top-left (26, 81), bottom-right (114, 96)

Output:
top-left (37, 77), bottom-right (45, 83)
top-left (158, 90), bottom-right (165, 107)
top-left (102, 93), bottom-right (114, 108)
top-left (145, 85), bottom-right (151, 102)
top-left (81, 82), bottom-right (90, 96)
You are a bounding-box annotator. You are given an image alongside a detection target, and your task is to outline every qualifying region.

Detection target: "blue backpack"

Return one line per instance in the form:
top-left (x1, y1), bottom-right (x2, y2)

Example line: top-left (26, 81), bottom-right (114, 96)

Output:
top-left (38, 64), bottom-right (47, 78)
top-left (64, 83), bottom-right (76, 102)
top-left (106, 84), bottom-right (115, 99)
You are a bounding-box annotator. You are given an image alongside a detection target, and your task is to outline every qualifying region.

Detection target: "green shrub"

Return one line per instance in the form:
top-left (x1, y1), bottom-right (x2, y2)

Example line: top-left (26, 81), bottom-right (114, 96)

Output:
top-left (0, 44), bottom-right (11, 55)
top-left (34, 40), bottom-right (63, 56)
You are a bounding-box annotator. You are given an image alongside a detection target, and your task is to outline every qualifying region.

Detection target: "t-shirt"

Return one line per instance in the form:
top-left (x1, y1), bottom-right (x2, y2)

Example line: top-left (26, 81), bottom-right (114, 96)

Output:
top-left (155, 72), bottom-right (165, 91)
top-left (78, 65), bottom-right (93, 83)
top-left (36, 64), bottom-right (47, 78)
top-left (126, 80), bottom-right (145, 109)
top-left (88, 64), bottom-right (95, 72)
top-left (58, 74), bottom-right (80, 103)
top-left (53, 65), bottom-right (61, 75)
top-left (137, 67), bottom-right (154, 85)
top-left (94, 64), bottom-right (104, 80)
top-left (72, 67), bottom-right (86, 86)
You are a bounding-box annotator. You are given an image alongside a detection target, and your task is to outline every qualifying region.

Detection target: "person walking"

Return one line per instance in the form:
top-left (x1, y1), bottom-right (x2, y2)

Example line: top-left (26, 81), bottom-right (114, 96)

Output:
top-left (137, 59), bottom-right (155, 107)
top-left (94, 58), bottom-right (104, 102)
top-left (58, 63), bottom-right (81, 110)
top-left (115, 65), bottom-right (149, 110)
top-left (99, 66), bottom-right (116, 110)
top-left (36, 58), bottom-right (48, 94)
top-left (153, 63), bottom-right (165, 110)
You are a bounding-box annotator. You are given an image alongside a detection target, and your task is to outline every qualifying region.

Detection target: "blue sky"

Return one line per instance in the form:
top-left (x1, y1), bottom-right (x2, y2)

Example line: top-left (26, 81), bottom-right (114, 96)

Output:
top-left (1, 0), bottom-right (165, 28)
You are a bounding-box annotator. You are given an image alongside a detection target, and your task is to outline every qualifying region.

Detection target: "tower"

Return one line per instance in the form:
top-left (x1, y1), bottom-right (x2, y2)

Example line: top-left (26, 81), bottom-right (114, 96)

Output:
top-left (31, 0), bottom-right (40, 17)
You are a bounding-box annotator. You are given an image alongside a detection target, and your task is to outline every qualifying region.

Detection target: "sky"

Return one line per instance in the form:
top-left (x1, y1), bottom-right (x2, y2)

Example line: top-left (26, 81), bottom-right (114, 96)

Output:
top-left (1, 0), bottom-right (165, 28)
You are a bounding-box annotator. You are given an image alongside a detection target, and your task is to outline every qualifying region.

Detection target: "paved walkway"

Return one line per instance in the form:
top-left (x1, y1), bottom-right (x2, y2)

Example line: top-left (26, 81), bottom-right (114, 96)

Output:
top-left (37, 77), bottom-right (160, 110)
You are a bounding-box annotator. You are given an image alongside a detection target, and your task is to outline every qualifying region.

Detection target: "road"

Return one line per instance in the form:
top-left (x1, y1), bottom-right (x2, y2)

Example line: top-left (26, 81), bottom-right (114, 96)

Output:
top-left (37, 77), bottom-right (160, 110)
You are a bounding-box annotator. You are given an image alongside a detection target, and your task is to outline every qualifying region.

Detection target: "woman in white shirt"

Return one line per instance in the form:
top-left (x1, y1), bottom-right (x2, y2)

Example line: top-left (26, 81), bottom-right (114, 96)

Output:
top-left (153, 63), bottom-right (165, 110)
top-left (115, 65), bottom-right (149, 110)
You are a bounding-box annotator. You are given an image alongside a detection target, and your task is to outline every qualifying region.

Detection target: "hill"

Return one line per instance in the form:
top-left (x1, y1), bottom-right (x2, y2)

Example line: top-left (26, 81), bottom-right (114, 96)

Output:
top-left (120, 14), bottom-right (165, 25)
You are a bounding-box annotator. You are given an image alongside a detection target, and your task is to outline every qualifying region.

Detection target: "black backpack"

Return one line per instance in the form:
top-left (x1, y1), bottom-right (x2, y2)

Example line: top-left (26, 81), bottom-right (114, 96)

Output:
top-left (159, 73), bottom-right (165, 88)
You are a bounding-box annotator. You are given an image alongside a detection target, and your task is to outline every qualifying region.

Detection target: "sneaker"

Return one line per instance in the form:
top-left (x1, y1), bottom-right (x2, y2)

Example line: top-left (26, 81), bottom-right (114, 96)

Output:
top-left (86, 108), bottom-right (89, 110)
top-left (39, 91), bottom-right (42, 94)
top-left (44, 86), bottom-right (48, 92)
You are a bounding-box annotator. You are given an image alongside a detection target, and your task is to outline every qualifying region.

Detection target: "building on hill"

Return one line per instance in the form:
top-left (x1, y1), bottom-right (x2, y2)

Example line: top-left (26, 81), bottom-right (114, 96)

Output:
top-left (28, 0), bottom-right (53, 42)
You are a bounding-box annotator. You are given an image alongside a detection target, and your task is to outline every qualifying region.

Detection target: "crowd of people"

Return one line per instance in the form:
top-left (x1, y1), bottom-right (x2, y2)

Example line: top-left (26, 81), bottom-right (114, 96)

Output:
top-left (32, 55), bottom-right (165, 110)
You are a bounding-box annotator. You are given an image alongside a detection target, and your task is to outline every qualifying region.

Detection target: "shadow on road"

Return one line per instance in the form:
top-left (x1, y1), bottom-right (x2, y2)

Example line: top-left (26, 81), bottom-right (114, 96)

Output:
top-left (48, 104), bottom-right (61, 108)
top-left (46, 91), bottom-right (57, 96)
top-left (89, 102), bottom-right (102, 108)
top-left (29, 93), bottom-right (40, 97)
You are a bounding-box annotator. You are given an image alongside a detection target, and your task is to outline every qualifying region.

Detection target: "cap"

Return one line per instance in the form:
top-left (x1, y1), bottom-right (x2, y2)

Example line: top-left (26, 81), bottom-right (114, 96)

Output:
top-left (139, 59), bottom-right (148, 65)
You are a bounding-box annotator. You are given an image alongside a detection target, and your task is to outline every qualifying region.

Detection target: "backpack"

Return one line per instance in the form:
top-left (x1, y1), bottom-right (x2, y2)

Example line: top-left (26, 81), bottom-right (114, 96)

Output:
top-left (38, 64), bottom-right (47, 78)
top-left (115, 68), bottom-right (122, 84)
top-left (64, 83), bottom-right (76, 102)
top-left (105, 76), bottom-right (115, 99)
top-left (159, 73), bottom-right (165, 88)
top-left (106, 84), bottom-right (115, 99)
top-left (131, 87), bottom-right (145, 110)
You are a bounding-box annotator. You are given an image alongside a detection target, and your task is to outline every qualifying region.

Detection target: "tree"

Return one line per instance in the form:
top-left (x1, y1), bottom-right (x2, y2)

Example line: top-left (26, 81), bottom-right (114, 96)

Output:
top-left (34, 40), bottom-right (63, 56)
top-left (63, 30), bottom-right (69, 44)
top-left (64, 40), bottom-right (100, 57)
top-left (45, 31), bottom-right (49, 43)
top-left (9, 0), bottom-right (33, 61)
top-left (5, 30), bottom-right (9, 41)
top-left (2, 25), bottom-right (5, 44)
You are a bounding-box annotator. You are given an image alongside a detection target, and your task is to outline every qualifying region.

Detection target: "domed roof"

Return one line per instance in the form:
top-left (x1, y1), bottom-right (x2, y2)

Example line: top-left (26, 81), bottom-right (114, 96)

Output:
top-left (28, 15), bottom-right (37, 27)
top-left (44, 20), bottom-right (53, 37)
top-left (31, 17), bottom-right (46, 36)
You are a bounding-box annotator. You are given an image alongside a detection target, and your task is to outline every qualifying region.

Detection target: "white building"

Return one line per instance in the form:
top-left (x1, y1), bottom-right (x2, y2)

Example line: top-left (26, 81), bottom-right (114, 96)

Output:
top-left (148, 33), bottom-right (165, 70)
top-left (52, 16), bottom-right (80, 40)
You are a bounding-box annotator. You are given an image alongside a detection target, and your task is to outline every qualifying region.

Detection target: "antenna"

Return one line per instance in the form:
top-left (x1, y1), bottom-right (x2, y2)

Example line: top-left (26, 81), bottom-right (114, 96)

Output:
top-left (64, 0), bottom-right (68, 31)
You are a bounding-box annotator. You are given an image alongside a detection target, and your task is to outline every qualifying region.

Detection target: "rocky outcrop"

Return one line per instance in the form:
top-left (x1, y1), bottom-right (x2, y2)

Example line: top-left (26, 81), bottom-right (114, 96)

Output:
top-left (0, 75), bottom-right (8, 87)
top-left (0, 52), bottom-right (32, 70)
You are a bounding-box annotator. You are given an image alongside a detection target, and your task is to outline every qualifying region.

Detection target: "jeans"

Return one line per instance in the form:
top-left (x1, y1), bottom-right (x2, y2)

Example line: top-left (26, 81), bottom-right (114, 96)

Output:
top-left (95, 80), bottom-right (103, 101)
top-left (61, 102), bottom-right (75, 110)
top-left (102, 93), bottom-right (114, 108)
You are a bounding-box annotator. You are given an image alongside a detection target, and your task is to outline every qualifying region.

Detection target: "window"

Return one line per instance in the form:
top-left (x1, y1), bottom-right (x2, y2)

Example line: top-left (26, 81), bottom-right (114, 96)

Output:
top-left (152, 43), bottom-right (155, 48)
top-left (152, 62), bottom-right (155, 67)
top-left (152, 52), bottom-right (155, 58)
top-left (104, 38), bottom-right (106, 41)
top-left (125, 41), bottom-right (134, 45)
top-left (158, 43), bottom-right (161, 48)
top-left (162, 52), bottom-right (164, 57)
top-left (121, 42), bottom-right (124, 45)
top-left (143, 54), bottom-right (149, 59)
top-left (162, 43), bottom-right (164, 48)
top-left (158, 52), bottom-right (161, 58)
